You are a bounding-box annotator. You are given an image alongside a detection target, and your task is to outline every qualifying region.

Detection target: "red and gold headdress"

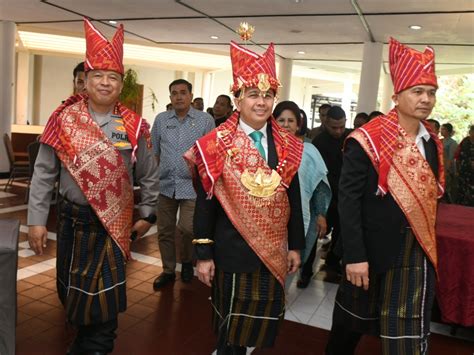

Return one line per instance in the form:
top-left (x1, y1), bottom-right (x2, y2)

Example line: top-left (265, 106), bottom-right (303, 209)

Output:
top-left (389, 37), bottom-right (437, 94)
top-left (84, 18), bottom-right (124, 75)
top-left (230, 41), bottom-right (280, 94)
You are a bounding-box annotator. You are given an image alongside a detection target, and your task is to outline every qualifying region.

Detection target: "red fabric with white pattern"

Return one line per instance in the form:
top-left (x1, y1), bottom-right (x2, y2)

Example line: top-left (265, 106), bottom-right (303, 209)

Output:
top-left (84, 18), bottom-right (124, 75)
top-left (230, 41), bottom-right (280, 93)
top-left (389, 37), bottom-right (438, 94)
top-left (350, 109), bottom-right (444, 198)
top-left (40, 98), bottom-right (144, 259)
top-left (41, 94), bottom-right (150, 165)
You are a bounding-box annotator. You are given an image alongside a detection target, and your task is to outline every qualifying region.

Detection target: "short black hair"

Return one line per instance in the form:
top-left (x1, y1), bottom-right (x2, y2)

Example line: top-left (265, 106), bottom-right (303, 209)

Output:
top-left (298, 109), bottom-right (308, 136)
top-left (327, 106), bottom-right (346, 120)
top-left (73, 62), bottom-right (84, 79)
top-left (193, 97), bottom-right (203, 102)
top-left (216, 94), bottom-right (233, 107)
top-left (441, 123), bottom-right (454, 134)
top-left (273, 101), bottom-right (302, 126)
top-left (426, 119), bottom-right (440, 130)
top-left (319, 104), bottom-right (331, 112)
top-left (355, 112), bottom-right (369, 121)
top-left (169, 79), bottom-right (192, 93)
top-left (368, 111), bottom-right (384, 120)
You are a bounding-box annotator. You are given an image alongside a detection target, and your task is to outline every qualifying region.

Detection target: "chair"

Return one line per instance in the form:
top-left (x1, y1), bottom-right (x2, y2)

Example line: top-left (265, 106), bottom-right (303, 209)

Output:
top-left (3, 133), bottom-right (29, 192)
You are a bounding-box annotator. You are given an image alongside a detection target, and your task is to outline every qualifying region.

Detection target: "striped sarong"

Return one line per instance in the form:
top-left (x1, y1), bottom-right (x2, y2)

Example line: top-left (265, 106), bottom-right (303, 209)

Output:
top-left (212, 265), bottom-right (285, 348)
top-left (333, 228), bottom-right (435, 355)
top-left (56, 198), bottom-right (127, 326)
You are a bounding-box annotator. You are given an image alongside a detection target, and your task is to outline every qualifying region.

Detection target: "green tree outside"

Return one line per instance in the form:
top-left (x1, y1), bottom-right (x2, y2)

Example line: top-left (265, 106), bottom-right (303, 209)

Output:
top-left (432, 74), bottom-right (474, 142)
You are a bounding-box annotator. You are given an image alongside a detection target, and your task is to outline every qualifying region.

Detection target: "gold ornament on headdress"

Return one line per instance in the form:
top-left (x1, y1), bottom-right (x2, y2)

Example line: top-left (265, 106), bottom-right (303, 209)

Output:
top-left (257, 73), bottom-right (271, 92)
top-left (237, 22), bottom-right (255, 42)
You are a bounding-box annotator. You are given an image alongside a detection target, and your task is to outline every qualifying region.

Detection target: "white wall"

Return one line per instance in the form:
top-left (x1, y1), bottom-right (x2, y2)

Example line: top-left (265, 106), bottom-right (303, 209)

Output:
top-left (38, 55), bottom-right (80, 125)
top-left (126, 65), bottom-right (176, 121)
top-left (289, 76), bottom-right (307, 109)
top-left (208, 69), bottom-right (233, 109)
top-left (35, 55), bottom-right (176, 125)
top-left (32, 54), bottom-right (359, 128)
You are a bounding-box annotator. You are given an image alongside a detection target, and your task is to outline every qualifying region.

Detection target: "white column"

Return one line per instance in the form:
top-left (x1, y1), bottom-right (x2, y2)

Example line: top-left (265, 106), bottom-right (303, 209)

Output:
top-left (380, 73), bottom-right (394, 114)
top-left (16, 51), bottom-right (34, 125)
top-left (357, 42), bottom-right (383, 114)
top-left (278, 58), bottom-right (293, 101)
top-left (0, 21), bottom-right (16, 174)
top-left (342, 79), bottom-right (353, 126)
top-left (193, 71), bottom-right (204, 98)
top-left (175, 70), bottom-right (189, 81)
top-left (202, 71), bottom-right (213, 109)
top-left (303, 82), bottom-right (315, 128)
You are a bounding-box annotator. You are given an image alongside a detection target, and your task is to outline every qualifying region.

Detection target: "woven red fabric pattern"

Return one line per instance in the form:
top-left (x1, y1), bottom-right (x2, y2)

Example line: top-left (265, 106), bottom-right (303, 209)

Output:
top-left (230, 41), bottom-right (280, 93)
top-left (84, 18), bottom-right (124, 75)
top-left (389, 37), bottom-right (437, 94)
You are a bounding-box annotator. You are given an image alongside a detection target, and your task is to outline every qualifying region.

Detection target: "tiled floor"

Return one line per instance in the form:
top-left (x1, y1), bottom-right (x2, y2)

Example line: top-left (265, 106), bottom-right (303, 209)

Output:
top-left (1, 179), bottom-right (473, 354)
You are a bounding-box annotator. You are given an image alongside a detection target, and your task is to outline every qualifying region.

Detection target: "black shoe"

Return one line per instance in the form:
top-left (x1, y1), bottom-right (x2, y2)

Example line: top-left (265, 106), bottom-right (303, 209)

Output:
top-left (153, 272), bottom-right (176, 290)
top-left (181, 262), bottom-right (194, 283)
top-left (217, 345), bottom-right (247, 355)
top-left (297, 274), bottom-right (312, 289)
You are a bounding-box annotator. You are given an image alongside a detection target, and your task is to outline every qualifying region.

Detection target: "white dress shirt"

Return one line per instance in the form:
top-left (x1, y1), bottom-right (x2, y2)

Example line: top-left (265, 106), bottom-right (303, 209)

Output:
top-left (415, 122), bottom-right (431, 159)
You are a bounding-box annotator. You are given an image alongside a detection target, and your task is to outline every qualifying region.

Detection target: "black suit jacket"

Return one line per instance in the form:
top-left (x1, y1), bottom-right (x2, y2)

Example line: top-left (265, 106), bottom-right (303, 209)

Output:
top-left (339, 137), bottom-right (439, 274)
top-left (193, 124), bottom-right (305, 273)
top-left (312, 129), bottom-right (352, 199)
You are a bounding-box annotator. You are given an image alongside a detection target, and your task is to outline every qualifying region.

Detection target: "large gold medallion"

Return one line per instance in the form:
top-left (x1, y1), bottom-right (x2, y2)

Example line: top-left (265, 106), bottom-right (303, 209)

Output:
top-left (241, 168), bottom-right (282, 198)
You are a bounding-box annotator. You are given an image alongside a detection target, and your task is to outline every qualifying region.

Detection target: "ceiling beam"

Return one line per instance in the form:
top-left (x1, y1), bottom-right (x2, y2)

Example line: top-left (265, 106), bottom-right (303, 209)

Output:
top-left (16, 9), bottom-right (474, 24)
top-left (351, 0), bottom-right (375, 42)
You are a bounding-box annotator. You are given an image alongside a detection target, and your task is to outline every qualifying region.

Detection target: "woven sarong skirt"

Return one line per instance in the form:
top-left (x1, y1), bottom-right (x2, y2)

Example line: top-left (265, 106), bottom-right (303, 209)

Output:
top-left (212, 264), bottom-right (285, 348)
top-left (56, 198), bottom-right (127, 326)
top-left (333, 228), bottom-right (436, 354)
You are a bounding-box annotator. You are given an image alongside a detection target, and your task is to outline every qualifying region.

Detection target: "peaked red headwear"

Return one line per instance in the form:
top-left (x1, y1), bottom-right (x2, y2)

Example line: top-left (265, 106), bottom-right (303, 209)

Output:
top-left (389, 37), bottom-right (437, 94)
top-left (230, 41), bottom-right (280, 94)
top-left (84, 18), bottom-right (124, 75)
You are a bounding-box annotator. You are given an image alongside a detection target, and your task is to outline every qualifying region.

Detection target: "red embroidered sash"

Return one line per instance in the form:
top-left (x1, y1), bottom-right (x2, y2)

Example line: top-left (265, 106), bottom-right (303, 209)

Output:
top-left (349, 111), bottom-right (444, 270)
top-left (215, 129), bottom-right (290, 286)
top-left (184, 113), bottom-right (303, 285)
top-left (41, 96), bottom-right (150, 259)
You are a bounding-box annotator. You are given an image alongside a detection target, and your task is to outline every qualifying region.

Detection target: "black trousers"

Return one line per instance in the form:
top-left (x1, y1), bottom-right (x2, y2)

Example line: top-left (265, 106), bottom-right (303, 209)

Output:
top-left (325, 316), bottom-right (363, 354)
top-left (326, 229), bottom-right (435, 355)
top-left (301, 204), bottom-right (341, 277)
top-left (70, 318), bottom-right (118, 354)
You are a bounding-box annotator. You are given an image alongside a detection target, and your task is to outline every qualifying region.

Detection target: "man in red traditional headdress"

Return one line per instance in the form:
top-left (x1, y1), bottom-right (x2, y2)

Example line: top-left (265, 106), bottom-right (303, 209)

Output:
top-left (325, 38), bottom-right (445, 355)
top-left (184, 41), bottom-right (305, 354)
top-left (27, 18), bottom-right (159, 354)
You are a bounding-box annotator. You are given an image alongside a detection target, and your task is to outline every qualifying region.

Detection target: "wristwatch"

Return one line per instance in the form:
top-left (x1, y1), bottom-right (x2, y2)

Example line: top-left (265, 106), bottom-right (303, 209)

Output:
top-left (142, 214), bottom-right (157, 224)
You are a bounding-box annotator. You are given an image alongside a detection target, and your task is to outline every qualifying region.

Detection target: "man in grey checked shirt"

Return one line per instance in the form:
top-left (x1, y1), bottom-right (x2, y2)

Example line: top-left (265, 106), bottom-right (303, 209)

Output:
top-left (151, 79), bottom-right (215, 290)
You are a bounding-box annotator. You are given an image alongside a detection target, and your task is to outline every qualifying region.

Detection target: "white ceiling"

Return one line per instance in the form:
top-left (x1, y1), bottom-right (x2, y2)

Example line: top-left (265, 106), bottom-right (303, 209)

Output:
top-left (1, 0), bottom-right (473, 73)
